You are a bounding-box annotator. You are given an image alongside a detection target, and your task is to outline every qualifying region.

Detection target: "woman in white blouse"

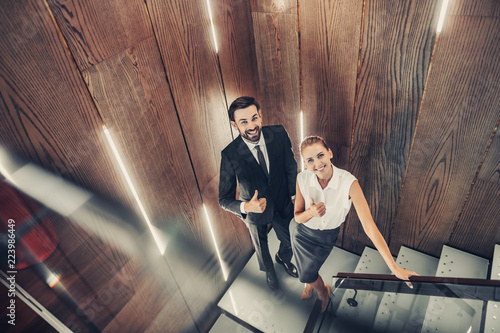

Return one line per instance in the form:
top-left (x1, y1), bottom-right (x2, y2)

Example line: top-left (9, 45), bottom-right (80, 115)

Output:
top-left (291, 136), bottom-right (417, 312)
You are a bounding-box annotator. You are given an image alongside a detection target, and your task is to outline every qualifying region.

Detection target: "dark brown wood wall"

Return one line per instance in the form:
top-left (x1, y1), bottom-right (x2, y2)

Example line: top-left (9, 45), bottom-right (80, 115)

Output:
top-left (256, 0), bottom-right (499, 259)
top-left (0, 0), bottom-right (255, 332)
top-left (1, 0), bottom-right (499, 331)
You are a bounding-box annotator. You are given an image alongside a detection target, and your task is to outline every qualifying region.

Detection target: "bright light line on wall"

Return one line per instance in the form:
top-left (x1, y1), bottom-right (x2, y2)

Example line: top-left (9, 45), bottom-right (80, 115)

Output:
top-left (203, 203), bottom-right (228, 281)
top-left (300, 111), bottom-right (304, 171)
top-left (205, 0), bottom-right (218, 53)
top-left (103, 126), bottom-right (166, 255)
top-left (436, 0), bottom-right (449, 34)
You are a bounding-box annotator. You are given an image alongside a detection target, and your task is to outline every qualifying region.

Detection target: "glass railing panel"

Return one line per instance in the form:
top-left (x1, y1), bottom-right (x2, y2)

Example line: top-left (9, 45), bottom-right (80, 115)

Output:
top-left (309, 274), bottom-right (500, 333)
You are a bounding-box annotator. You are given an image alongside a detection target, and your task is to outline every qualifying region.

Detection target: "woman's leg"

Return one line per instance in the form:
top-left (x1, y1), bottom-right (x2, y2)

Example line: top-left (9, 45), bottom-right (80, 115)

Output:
top-left (309, 275), bottom-right (328, 298)
top-left (309, 274), bottom-right (331, 311)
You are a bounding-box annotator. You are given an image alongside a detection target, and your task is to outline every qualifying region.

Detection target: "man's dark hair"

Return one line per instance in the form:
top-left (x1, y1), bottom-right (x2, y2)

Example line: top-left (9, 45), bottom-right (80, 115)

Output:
top-left (228, 96), bottom-right (260, 122)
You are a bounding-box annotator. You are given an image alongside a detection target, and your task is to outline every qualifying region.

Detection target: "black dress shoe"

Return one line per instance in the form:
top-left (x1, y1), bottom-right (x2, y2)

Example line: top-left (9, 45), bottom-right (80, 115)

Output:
top-left (275, 253), bottom-right (299, 278)
top-left (266, 271), bottom-right (279, 290)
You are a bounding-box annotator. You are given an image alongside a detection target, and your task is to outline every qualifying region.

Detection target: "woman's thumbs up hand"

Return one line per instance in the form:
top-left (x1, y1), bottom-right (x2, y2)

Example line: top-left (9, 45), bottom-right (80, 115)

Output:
top-left (309, 198), bottom-right (326, 217)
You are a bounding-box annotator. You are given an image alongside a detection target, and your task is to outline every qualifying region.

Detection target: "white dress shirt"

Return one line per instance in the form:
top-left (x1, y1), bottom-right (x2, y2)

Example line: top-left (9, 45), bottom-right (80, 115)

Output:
top-left (297, 164), bottom-right (357, 230)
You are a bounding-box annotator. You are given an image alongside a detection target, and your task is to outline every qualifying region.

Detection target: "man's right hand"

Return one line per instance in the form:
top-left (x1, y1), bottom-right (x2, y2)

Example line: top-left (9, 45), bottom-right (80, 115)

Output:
top-left (244, 190), bottom-right (267, 213)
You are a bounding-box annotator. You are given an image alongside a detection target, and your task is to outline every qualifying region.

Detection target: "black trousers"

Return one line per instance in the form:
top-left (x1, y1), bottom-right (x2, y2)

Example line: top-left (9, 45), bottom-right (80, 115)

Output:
top-left (248, 212), bottom-right (293, 273)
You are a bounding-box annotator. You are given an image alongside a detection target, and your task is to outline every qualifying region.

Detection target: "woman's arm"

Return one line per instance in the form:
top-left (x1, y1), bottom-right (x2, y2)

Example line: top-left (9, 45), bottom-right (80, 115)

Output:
top-left (294, 179), bottom-right (326, 223)
top-left (350, 180), bottom-right (418, 284)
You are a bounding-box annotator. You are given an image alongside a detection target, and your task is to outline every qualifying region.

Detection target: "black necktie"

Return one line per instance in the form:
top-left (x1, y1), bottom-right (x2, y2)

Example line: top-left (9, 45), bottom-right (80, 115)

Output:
top-left (255, 145), bottom-right (269, 179)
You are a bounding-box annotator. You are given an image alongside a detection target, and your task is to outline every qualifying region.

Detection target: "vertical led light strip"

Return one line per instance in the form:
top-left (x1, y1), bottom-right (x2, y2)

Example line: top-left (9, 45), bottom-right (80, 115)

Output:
top-left (436, 0), bottom-right (450, 34)
top-left (103, 126), bottom-right (166, 255)
top-left (206, 0), bottom-right (218, 53)
top-left (300, 111), bottom-right (304, 171)
top-left (203, 203), bottom-right (228, 281)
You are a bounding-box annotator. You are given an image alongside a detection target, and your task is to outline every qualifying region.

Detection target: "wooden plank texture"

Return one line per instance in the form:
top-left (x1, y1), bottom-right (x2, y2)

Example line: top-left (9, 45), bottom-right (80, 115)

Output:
top-left (300, 0), bottom-right (363, 170)
top-left (146, 0), bottom-right (231, 191)
top-left (214, 0), bottom-right (260, 107)
top-left (0, 282), bottom-right (58, 333)
top-left (344, 0), bottom-right (439, 253)
top-left (82, 36), bottom-right (208, 245)
top-left (250, 0), bottom-right (297, 14)
top-left (47, 0), bottom-right (153, 71)
top-left (0, 0), bottom-right (135, 212)
top-left (145, 0), bottom-right (250, 330)
top-left (448, 0), bottom-right (500, 17)
top-left (82, 35), bottom-right (247, 331)
top-left (252, 12), bottom-right (301, 161)
top-left (390, 16), bottom-right (500, 257)
top-left (448, 127), bottom-right (500, 258)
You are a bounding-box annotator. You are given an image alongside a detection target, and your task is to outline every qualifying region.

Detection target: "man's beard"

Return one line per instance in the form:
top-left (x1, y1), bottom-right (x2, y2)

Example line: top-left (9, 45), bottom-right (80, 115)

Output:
top-left (241, 126), bottom-right (261, 143)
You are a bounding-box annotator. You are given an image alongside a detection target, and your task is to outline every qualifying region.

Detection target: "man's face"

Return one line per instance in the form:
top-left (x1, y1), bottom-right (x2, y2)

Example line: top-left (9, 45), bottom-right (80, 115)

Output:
top-left (231, 105), bottom-right (263, 143)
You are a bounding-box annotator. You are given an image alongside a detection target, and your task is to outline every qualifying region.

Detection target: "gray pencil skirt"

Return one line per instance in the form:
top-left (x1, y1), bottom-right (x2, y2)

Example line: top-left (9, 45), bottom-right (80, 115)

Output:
top-left (290, 219), bottom-right (340, 283)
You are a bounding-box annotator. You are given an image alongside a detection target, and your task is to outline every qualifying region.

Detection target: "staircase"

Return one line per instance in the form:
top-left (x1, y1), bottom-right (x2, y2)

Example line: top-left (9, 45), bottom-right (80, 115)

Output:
top-left (212, 231), bottom-right (499, 333)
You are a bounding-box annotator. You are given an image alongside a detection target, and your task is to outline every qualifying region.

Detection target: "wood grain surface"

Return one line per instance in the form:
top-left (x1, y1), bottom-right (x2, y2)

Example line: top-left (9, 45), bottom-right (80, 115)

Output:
top-left (390, 16), bottom-right (500, 257)
top-left (0, 0), bottom-right (135, 210)
top-left (215, 0), bottom-right (260, 107)
top-left (82, 36), bottom-right (208, 244)
top-left (83, 35), bottom-right (248, 331)
top-left (300, 0), bottom-right (363, 170)
top-left (146, 0), bottom-right (232, 191)
top-left (448, 127), bottom-right (500, 258)
top-left (250, 0), bottom-right (297, 14)
top-left (0, 282), bottom-right (58, 333)
top-left (448, 0), bottom-right (500, 17)
top-left (252, 12), bottom-right (301, 160)
top-left (47, 0), bottom-right (153, 71)
top-left (344, 0), bottom-right (439, 254)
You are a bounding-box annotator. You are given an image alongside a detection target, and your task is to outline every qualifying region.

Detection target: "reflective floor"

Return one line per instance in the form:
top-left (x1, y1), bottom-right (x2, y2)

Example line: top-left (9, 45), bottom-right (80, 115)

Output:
top-left (216, 230), bottom-right (360, 333)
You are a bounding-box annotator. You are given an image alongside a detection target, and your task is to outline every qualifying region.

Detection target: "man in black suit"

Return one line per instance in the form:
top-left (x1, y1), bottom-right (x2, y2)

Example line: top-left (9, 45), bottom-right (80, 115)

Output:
top-left (219, 96), bottom-right (298, 290)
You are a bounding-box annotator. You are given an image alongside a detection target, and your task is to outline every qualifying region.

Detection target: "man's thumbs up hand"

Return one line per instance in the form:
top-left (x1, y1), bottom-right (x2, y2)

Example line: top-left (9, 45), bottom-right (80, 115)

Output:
top-left (309, 197), bottom-right (326, 218)
top-left (244, 190), bottom-right (267, 213)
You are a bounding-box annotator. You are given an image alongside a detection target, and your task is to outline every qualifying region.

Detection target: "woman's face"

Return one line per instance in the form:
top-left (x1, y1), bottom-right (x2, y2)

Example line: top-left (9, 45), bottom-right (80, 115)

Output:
top-left (302, 142), bottom-right (334, 179)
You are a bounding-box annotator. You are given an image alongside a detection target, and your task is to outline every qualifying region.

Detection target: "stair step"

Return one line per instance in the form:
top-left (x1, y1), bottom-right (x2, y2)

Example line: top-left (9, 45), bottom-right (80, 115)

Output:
top-left (372, 246), bottom-right (439, 333)
top-left (210, 313), bottom-right (253, 333)
top-left (325, 246), bottom-right (361, 311)
top-left (491, 244), bottom-right (500, 280)
top-left (420, 245), bottom-right (489, 333)
top-left (330, 247), bottom-right (394, 332)
top-left (485, 244), bottom-right (500, 333)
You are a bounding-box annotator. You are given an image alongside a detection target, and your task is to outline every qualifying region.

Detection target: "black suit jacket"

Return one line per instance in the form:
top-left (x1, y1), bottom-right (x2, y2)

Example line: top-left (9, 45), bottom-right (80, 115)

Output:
top-left (219, 125), bottom-right (297, 225)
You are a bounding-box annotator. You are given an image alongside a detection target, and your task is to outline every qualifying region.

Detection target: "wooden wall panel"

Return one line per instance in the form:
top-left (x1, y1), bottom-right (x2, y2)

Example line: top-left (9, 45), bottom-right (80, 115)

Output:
top-left (251, 0), bottom-right (297, 14)
top-left (0, 282), bottom-right (58, 333)
top-left (47, 0), bottom-right (153, 71)
top-left (343, 0), bottom-right (438, 254)
top-left (0, 1), bottom-right (199, 332)
top-left (146, 0), bottom-right (231, 191)
top-left (448, 129), bottom-right (500, 258)
top-left (252, 11), bottom-right (300, 160)
top-left (300, 0), bottom-right (362, 170)
top-left (146, 0), bottom-right (251, 330)
top-left (0, 3), bottom-right (146, 329)
top-left (448, 0), bottom-right (500, 17)
top-left (0, 0), bottom-right (134, 212)
top-left (390, 16), bottom-right (500, 257)
top-left (214, 0), bottom-right (260, 107)
top-left (82, 37), bottom-right (208, 244)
